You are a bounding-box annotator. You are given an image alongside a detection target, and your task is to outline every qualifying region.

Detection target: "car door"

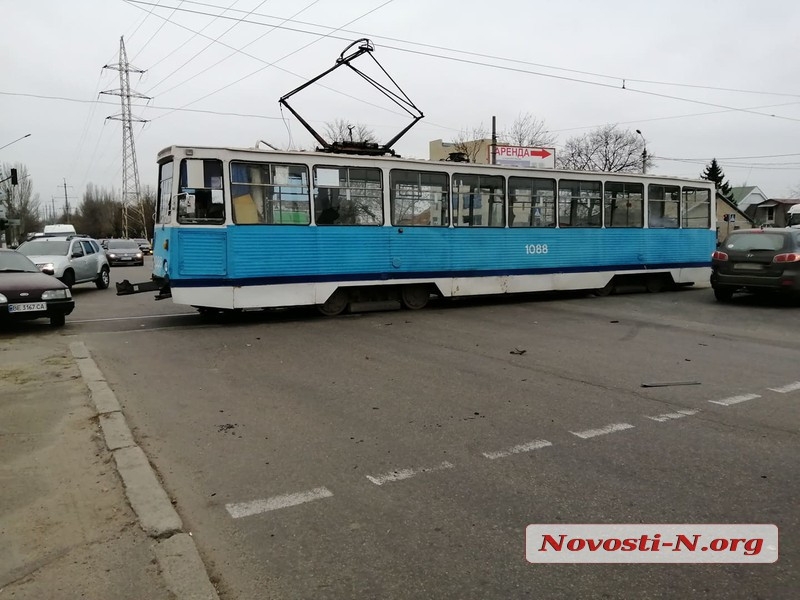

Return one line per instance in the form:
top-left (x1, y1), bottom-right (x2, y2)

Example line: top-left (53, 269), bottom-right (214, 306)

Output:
top-left (81, 241), bottom-right (101, 281)
top-left (68, 241), bottom-right (91, 282)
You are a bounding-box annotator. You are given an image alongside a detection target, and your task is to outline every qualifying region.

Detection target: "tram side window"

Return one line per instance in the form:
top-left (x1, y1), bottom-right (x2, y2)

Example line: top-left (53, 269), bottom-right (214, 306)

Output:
top-left (177, 159), bottom-right (225, 224)
top-left (230, 162), bottom-right (310, 225)
top-left (390, 170), bottom-right (448, 226)
top-left (558, 180), bottom-right (602, 227)
top-left (157, 160), bottom-right (173, 224)
top-left (604, 182), bottom-right (644, 228)
top-left (508, 177), bottom-right (556, 227)
top-left (682, 187), bottom-right (711, 229)
top-left (648, 184), bottom-right (680, 228)
top-left (313, 166), bottom-right (382, 225)
top-left (452, 174), bottom-right (505, 227)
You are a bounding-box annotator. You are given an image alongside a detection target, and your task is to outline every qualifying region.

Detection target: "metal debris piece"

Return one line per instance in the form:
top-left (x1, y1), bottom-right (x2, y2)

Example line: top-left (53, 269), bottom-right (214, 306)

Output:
top-left (641, 381), bottom-right (701, 388)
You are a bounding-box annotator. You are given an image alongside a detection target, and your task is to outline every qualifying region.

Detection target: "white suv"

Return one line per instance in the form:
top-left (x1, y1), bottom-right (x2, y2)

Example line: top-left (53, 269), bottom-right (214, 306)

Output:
top-left (16, 235), bottom-right (111, 289)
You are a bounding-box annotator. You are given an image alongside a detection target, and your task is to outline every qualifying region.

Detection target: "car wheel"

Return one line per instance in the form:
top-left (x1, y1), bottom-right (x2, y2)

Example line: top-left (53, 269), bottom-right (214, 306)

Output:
top-left (95, 266), bottom-right (110, 289)
top-left (714, 287), bottom-right (734, 302)
top-left (50, 314), bottom-right (66, 327)
top-left (60, 269), bottom-right (75, 289)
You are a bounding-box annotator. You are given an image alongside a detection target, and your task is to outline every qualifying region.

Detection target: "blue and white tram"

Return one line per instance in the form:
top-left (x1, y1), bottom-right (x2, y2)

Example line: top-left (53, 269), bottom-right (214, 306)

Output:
top-left (121, 145), bottom-right (716, 314)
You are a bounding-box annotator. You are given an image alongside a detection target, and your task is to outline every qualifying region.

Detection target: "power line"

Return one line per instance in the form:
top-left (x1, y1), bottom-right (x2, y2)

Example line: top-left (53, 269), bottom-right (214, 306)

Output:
top-left (127, 0), bottom-right (400, 123)
top-left (130, 0), bottom-right (187, 63)
top-left (0, 90), bottom-right (285, 119)
top-left (146, 0), bottom-right (323, 98)
top-left (123, 0), bottom-right (800, 125)
top-left (126, 0), bottom-right (800, 101)
top-left (145, 0), bottom-right (241, 72)
top-left (143, 0), bottom-right (272, 96)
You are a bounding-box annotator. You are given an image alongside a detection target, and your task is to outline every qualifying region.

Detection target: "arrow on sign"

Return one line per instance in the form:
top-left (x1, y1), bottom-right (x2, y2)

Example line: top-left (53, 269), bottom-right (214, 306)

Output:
top-left (530, 149), bottom-right (552, 158)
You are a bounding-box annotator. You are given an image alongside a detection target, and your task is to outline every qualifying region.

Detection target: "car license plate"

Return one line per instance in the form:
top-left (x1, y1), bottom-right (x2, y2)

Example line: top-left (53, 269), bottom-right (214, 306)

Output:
top-left (8, 302), bottom-right (47, 313)
top-left (121, 256), bottom-right (132, 260)
top-left (734, 263), bottom-right (763, 271)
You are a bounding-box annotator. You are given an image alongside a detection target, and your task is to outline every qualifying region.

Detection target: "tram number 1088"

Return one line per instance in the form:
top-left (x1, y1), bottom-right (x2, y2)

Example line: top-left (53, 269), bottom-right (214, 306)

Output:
top-left (525, 244), bottom-right (549, 255)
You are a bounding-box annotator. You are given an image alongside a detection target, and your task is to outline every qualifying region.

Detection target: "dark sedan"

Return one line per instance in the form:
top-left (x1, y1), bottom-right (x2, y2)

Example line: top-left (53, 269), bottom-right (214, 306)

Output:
top-left (105, 239), bottom-right (144, 266)
top-left (0, 249), bottom-right (75, 327)
top-left (711, 228), bottom-right (800, 302)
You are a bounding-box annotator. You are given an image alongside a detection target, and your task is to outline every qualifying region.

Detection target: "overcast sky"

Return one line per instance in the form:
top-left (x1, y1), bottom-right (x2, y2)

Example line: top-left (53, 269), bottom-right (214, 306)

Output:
top-left (2, 0), bottom-right (799, 216)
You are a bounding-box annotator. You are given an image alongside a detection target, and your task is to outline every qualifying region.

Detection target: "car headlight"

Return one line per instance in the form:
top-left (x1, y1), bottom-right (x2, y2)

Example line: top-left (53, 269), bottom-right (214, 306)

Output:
top-left (136, 252), bottom-right (143, 258)
top-left (0, 293), bottom-right (7, 303)
top-left (109, 253), bottom-right (117, 258)
top-left (42, 289), bottom-right (72, 300)
top-left (37, 262), bottom-right (55, 275)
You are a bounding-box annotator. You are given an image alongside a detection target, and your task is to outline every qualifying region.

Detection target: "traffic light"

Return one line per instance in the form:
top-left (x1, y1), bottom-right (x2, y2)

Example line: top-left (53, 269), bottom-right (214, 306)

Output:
top-left (0, 218), bottom-right (7, 231)
top-left (10, 168), bottom-right (18, 185)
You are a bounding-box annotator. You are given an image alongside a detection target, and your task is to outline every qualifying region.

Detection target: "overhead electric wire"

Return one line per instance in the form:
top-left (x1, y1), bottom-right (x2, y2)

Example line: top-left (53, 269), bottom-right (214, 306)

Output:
top-left (143, 0), bottom-right (271, 96)
top-left (145, 0), bottom-right (241, 72)
top-left (126, 0), bottom-right (800, 101)
top-left (148, 0), bottom-right (323, 99)
top-left (126, 0), bottom-right (400, 123)
top-left (0, 90), bottom-right (284, 119)
top-left (130, 0), bottom-right (187, 63)
top-left (550, 101), bottom-right (800, 134)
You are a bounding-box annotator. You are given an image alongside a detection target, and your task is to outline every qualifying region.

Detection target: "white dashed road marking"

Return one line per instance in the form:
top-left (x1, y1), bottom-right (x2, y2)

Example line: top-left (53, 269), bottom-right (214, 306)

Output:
top-left (570, 423), bottom-right (635, 439)
top-left (226, 487), bottom-right (333, 519)
top-left (366, 461), bottom-right (454, 486)
top-left (646, 409), bottom-right (699, 422)
top-left (709, 394), bottom-right (760, 407)
top-left (482, 439), bottom-right (553, 460)
top-left (768, 381), bottom-right (800, 394)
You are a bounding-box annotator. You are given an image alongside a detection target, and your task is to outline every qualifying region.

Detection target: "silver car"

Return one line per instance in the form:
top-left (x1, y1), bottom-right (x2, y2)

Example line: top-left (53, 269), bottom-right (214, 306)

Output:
top-left (16, 236), bottom-right (111, 289)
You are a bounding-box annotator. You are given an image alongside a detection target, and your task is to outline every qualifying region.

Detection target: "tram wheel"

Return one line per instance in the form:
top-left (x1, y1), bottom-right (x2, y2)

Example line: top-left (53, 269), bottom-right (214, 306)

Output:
top-left (646, 275), bottom-right (667, 293)
top-left (400, 285), bottom-right (430, 310)
top-left (594, 281), bottom-right (615, 297)
top-left (317, 289), bottom-right (349, 316)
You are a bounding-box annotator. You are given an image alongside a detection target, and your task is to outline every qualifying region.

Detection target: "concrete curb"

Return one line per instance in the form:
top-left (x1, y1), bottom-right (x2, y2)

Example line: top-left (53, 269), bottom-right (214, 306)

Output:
top-left (155, 534), bottom-right (221, 600)
top-left (69, 341), bottom-right (220, 600)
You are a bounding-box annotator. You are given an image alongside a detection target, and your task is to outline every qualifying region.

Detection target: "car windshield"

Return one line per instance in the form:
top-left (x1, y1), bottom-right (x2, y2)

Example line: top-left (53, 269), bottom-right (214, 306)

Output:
top-left (0, 251), bottom-right (39, 273)
top-left (134, 238), bottom-right (149, 244)
top-left (17, 240), bottom-right (70, 256)
top-left (107, 240), bottom-right (140, 250)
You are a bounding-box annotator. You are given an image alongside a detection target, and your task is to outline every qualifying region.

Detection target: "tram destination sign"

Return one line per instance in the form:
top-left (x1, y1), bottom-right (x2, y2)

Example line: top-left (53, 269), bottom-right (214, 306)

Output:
top-left (491, 145), bottom-right (556, 169)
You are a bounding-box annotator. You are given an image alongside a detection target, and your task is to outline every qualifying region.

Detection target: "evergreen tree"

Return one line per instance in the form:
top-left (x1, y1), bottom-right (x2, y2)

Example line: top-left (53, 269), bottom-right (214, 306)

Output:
top-left (701, 158), bottom-right (733, 201)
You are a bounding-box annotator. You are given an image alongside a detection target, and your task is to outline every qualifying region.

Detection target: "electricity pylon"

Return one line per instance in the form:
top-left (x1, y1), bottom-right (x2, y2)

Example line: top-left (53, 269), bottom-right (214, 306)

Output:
top-left (101, 36), bottom-right (149, 238)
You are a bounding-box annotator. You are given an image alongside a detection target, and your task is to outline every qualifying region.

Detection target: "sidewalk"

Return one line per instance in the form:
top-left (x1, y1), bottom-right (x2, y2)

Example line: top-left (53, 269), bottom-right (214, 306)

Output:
top-left (0, 334), bottom-right (215, 599)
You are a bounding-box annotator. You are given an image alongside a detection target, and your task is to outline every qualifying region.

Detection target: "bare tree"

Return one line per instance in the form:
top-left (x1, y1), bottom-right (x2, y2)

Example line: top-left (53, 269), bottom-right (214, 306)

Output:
top-left (557, 124), bottom-right (653, 173)
top-left (500, 112), bottom-right (556, 147)
top-left (452, 124), bottom-right (489, 163)
top-left (323, 119), bottom-right (376, 144)
top-left (127, 185), bottom-right (155, 239)
top-left (1, 163), bottom-right (41, 244)
top-left (71, 184), bottom-right (123, 238)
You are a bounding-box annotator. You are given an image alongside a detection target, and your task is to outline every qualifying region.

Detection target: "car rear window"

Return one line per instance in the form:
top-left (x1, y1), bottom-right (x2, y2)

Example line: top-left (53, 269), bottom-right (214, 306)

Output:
top-left (723, 232), bottom-right (789, 251)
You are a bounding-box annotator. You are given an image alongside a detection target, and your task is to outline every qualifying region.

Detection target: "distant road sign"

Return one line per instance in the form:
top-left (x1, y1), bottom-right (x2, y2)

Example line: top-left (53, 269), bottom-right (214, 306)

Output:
top-left (491, 145), bottom-right (556, 169)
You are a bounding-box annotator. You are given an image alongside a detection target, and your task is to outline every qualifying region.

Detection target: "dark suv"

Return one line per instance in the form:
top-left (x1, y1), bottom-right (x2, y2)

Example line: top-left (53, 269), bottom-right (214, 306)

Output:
top-left (711, 228), bottom-right (800, 301)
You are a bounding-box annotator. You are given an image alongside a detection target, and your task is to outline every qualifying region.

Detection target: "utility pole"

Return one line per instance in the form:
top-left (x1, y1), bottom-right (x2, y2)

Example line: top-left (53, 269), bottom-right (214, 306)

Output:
top-left (101, 36), bottom-right (149, 239)
top-left (60, 179), bottom-right (75, 221)
top-left (635, 129), bottom-right (647, 174)
top-left (491, 115), bottom-right (497, 165)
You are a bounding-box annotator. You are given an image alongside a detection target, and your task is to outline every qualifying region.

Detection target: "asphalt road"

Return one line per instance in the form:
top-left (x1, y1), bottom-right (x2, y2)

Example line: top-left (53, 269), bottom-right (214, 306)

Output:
top-left (11, 260), bottom-right (800, 599)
